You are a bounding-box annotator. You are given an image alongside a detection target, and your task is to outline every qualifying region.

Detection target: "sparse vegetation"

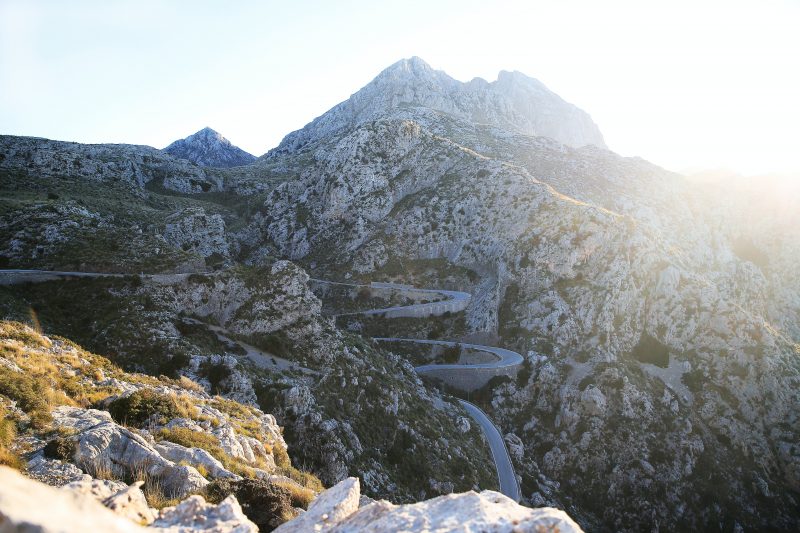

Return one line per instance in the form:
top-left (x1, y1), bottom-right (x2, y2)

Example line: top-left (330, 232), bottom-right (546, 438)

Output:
top-left (108, 389), bottom-right (194, 427)
top-left (0, 405), bottom-right (23, 469)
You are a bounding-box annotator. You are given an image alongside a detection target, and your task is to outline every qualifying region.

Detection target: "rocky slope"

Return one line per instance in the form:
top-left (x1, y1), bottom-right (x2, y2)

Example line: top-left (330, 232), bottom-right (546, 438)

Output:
top-left (0, 320), bottom-right (314, 530)
top-left (1, 262), bottom-right (498, 503)
top-left (251, 61), bottom-right (800, 530)
top-left (0, 320), bottom-right (581, 532)
top-left (164, 128), bottom-right (257, 169)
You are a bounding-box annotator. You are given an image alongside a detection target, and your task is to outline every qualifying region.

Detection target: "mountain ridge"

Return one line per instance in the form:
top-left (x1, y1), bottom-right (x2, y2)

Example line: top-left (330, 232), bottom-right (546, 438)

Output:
top-left (269, 57), bottom-right (606, 157)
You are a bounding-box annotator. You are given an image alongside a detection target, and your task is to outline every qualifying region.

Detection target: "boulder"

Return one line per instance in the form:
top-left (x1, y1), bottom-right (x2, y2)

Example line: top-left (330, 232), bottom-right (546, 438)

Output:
top-left (155, 441), bottom-right (240, 480)
top-left (102, 481), bottom-right (157, 525)
top-left (151, 495), bottom-right (257, 532)
top-left (62, 477), bottom-right (128, 500)
top-left (56, 407), bottom-right (208, 498)
top-left (26, 454), bottom-right (90, 486)
top-left (331, 490), bottom-right (583, 532)
top-left (274, 478), bottom-right (585, 533)
top-left (274, 477), bottom-right (360, 532)
top-left (0, 465), bottom-right (144, 532)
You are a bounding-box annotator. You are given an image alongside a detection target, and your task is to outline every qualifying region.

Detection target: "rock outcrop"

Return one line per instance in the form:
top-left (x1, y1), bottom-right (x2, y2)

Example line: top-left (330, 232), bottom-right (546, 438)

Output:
top-left (0, 466), bottom-right (258, 532)
top-left (274, 477), bottom-right (584, 532)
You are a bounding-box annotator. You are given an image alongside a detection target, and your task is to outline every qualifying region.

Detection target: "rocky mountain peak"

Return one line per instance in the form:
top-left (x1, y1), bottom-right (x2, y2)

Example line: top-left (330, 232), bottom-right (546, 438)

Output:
top-left (269, 57), bottom-right (606, 155)
top-left (163, 127), bottom-right (256, 168)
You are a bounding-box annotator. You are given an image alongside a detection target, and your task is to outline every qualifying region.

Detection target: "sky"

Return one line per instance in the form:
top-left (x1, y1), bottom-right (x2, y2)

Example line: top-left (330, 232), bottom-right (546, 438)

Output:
top-left (1, 0), bottom-right (798, 176)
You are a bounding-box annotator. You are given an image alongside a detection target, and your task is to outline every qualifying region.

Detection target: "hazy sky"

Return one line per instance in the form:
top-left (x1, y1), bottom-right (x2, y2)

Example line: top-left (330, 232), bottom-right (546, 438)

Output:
top-left (1, 0), bottom-right (798, 175)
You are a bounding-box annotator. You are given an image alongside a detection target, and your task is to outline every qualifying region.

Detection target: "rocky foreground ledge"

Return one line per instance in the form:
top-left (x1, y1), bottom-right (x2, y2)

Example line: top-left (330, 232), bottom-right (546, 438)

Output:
top-left (0, 468), bottom-right (582, 532)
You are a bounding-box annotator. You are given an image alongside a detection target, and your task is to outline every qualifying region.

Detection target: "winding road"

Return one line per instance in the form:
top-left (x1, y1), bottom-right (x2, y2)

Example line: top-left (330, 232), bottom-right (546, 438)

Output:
top-left (2, 269), bottom-right (523, 502)
top-left (313, 280), bottom-right (523, 502)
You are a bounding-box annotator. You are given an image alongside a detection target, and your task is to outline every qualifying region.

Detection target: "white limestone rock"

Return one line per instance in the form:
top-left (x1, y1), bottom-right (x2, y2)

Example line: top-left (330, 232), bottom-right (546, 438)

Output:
top-left (0, 465), bottom-right (145, 533)
top-left (102, 482), bottom-right (157, 525)
top-left (0, 134), bottom-right (219, 193)
top-left (163, 207), bottom-right (230, 259)
top-left (331, 490), bottom-right (583, 532)
top-left (55, 406), bottom-right (209, 498)
top-left (151, 494), bottom-right (258, 532)
top-left (271, 57), bottom-right (605, 154)
top-left (274, 477), bottom-right (361, 532)
top-left (62, 477), bottom-right (128, 500)
top-left (26, 454), bottom-right (91, 486)
top-left (154, 441), bottom-right (241, 480)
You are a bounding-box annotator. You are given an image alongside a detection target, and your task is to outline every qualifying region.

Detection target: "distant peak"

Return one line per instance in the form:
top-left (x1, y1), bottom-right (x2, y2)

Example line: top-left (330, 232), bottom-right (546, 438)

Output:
top-left (163, 127), bottom-right (256, 168)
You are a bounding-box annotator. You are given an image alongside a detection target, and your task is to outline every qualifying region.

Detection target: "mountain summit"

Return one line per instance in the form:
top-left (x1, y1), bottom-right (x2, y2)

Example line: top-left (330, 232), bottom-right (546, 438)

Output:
top-left (274, 57), bottom-right (606, 154)
top-left (163, 127), bottom-right (256, 168)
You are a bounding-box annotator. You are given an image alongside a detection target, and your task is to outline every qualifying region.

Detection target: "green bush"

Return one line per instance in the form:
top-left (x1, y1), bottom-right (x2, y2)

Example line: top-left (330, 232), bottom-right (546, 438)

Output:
top-left (107, 389), bottom-right (186, 427)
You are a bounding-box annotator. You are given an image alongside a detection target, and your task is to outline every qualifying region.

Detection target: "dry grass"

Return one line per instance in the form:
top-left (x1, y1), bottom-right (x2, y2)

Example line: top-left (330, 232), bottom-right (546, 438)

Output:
top-left (273, 480), bottom-right (316, 509)
top-left (0, 405), bottom-right (24, 470)
top-left (273, 442), bottom-right (324, 493)
top-left (0, 321), bottom-right (122, 427)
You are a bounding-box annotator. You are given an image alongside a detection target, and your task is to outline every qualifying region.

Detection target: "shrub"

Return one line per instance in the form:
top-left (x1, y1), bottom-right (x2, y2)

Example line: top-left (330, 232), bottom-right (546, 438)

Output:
top-left (43, 436), bottom-right (77, 461)
top-left (0, 406), bottom-right (23, 470)
top-left (199, 360), bottom-right (231, 395)
top-left (0, 367), bottom-right (53, 428)
top-left (107, 389), bottom-right (188, 427)
top-left (271, 442), bottom-right (324, 494)
top-left (632, 333), bottom-right (670, 368)
top-left (273, 480), bottom-right (315, 509)
top-left (442, 344), bottom-right (462, 364)
top-left (205, 478), bottom-right (296, 531)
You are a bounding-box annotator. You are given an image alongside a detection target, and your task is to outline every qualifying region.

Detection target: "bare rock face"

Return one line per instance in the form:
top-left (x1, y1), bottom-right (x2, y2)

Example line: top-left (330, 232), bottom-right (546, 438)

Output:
top-left (275, 477), bottom-right (584, 532)
top-left (163, 127), bottom-right (256, 168)
top-left (0, 134), bottom-right (221, 193)
top-left (54, 406), bottom-right (209, 498)
top-left (163, 207), bottom-right (230, 259)
top-left (271, 57), bottom-right (606, 154)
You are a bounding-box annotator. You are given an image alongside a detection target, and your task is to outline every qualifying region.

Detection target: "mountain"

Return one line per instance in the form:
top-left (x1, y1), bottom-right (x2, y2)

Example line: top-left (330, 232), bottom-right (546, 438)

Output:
top-left (271, 57), bottom-right (606, 156)
top-left (164, 127), bottom-right (256, 168)
top-left (1, 57), bottom-right (799, 532)
top-left (255, 60), bottom-right (800, 530)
